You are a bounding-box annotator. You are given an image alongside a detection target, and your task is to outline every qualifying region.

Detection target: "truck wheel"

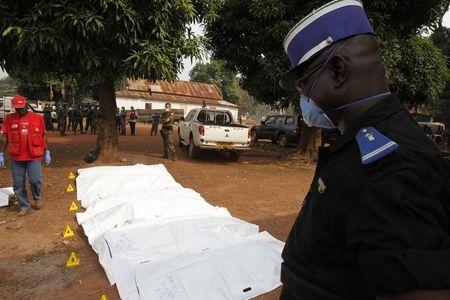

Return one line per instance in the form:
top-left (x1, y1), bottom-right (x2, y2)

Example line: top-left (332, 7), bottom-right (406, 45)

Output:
top-left (229, 151), bottom-right (241, 161)
top-left (278, 134), bottom-right (288, 147)
top-left (189, 138), bottom-right (200, 158)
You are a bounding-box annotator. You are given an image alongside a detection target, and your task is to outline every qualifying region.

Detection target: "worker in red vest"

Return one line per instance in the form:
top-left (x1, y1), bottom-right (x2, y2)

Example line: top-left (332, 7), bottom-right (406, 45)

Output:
top-left (0, 95), bottom-right (51, 216)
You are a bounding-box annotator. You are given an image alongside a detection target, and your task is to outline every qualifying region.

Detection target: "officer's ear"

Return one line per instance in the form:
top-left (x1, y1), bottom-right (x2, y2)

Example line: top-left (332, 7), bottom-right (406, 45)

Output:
top-left (329, 55), bottom-right (348, 88)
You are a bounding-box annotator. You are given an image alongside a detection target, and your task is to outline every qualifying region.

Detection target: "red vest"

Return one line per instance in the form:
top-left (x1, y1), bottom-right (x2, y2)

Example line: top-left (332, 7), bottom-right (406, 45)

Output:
top-left (4, 112), bottom-right (46, 160)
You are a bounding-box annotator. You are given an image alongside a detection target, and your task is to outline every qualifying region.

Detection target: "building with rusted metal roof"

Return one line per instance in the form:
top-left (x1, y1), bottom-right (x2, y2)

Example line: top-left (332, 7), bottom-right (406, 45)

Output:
top-left (116, 79), bottom-right (239, 119)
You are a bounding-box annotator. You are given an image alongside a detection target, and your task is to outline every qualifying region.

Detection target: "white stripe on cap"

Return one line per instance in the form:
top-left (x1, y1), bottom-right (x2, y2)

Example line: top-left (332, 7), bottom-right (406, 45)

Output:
top-left (298, 36), bottom-right (333, 65)
top-left (283, 0), bottom-right (363, 52)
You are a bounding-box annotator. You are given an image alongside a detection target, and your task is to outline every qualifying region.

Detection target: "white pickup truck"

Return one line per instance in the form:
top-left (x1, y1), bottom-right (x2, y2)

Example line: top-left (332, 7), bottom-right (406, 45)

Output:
top-left (178, 108), bottom-right (251, 160)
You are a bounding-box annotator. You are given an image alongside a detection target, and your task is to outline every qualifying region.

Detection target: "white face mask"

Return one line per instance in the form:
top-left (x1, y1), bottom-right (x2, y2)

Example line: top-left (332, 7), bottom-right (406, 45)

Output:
top-left (300, 96), bottom-right (336, 129)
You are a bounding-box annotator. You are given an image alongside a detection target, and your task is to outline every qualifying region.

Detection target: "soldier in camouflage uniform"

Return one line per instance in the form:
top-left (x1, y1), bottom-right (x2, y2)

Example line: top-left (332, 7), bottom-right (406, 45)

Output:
top-left (58, 104), bottom-right (68, 136)
top-left (160, 103), bottom-right (177, 161)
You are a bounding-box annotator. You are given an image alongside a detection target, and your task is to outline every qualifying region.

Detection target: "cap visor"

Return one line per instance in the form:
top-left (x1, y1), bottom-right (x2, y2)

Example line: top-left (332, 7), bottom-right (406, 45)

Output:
top-left (279, 65), bottom-right (303, 92)
top-left (13, 103), bottom-right (26, 109)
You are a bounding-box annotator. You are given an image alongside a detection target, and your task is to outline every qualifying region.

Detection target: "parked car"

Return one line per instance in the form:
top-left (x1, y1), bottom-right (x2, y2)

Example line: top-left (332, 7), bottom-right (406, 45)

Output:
top-left (411, 113), bottom-right (446, 142)
top-left (251, 115), bottom-right (301, 147)
top-left (178, 108), bottom-right (251, 160)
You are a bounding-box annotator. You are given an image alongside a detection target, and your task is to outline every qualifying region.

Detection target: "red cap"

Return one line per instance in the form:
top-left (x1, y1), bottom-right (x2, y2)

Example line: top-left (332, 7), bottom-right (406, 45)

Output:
top-left (12, 95), bottom-right (27, 109)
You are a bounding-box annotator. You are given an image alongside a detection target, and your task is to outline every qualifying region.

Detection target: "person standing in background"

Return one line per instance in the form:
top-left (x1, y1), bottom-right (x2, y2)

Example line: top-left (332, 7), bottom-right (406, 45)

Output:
top-left (129, 106), bottom-right (138, 136)
top-left (58, 104), bottom-right (68, 136)
top-left (43, 104), bottom-right (53, 131)
top-left (67, 106), bottom-right (72, 132)
top-left (86, 105), bottom-right (96, 134)
top-left (119, 107), bottom-right (126, 135)
top-left (150, 110), bottom-right (160, 136)
top-left (160, 103), bottom-right (176, 161)
top-left (78, 104), bottom-right (86, 134)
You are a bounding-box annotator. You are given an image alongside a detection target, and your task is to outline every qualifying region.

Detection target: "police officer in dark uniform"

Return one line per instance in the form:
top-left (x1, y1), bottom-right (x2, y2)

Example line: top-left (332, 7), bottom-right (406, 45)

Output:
top-left (77, 104), bottom-right (85, 134)
top-left (43, 104), bottom-right (53, 131)
top-left (160, 103), bottom-right (177, 161)
top-left (278, 1), bottom-right (450, 299)
top-left (58, 104), bottom-right (68, 136)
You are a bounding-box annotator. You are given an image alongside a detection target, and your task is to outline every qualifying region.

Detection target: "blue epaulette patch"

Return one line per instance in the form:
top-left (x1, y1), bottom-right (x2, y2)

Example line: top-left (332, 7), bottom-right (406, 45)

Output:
top-left (356, 127), bottom-right (398, 165)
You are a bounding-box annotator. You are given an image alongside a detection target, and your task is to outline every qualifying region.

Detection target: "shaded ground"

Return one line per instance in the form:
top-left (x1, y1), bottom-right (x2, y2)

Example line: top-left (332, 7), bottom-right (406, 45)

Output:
top-left (0, 124), bottom-right (315, 300)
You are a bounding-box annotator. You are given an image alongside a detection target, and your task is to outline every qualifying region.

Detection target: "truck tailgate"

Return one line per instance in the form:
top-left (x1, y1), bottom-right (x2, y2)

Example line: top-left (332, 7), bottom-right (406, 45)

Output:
top-left (203, 125), bottom-right (249, 144)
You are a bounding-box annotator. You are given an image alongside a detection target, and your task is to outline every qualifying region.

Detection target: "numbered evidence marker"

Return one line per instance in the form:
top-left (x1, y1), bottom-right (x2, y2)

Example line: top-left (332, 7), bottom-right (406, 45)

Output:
top-left (69, 201), bottom-right (78, 211)
top-left (63, 225), bottom-right (75, 238)
top-left (68, 172), bottom-right (76, 179)
top-left (66, 184), bottom-right (75, 192)
top-left (100, 295), bottom-right (108, 300)
top-left (66, 251), bottom-right (80, 267)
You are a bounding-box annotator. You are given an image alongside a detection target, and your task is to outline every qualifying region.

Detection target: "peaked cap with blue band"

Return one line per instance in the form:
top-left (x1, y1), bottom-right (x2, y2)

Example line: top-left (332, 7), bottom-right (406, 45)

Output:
top-left (279, 0), bottom-right (375, 91)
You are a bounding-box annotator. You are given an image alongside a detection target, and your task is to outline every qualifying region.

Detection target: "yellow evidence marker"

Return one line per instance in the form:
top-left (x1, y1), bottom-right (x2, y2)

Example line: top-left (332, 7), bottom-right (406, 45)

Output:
top-left (69, 201), bottom-right (78, 211)
top-left (66, 252), bottom-right (80, 267)
top-left (66, 184), bottom-right (75, 192)
top-left (68, 172), bottom-right (76, 179)
top-left (100, 295), bottom-right (108, 300)
top-left (63, 225), bottom-right (75, 238)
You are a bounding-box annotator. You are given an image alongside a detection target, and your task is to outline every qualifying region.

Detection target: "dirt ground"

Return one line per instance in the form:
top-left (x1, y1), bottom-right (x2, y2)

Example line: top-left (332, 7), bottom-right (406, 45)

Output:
top-left (0, 124), bottom-right (315, 300)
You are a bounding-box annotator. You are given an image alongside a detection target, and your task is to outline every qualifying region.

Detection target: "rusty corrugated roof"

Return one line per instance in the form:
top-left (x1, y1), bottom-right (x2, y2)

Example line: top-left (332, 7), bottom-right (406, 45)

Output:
top-left (116, 79), bottom-right (238, 108)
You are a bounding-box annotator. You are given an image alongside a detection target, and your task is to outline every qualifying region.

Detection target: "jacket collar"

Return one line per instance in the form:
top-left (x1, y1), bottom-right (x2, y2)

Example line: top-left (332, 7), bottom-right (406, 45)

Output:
top-left (330, 94), bottom-right (405, 154)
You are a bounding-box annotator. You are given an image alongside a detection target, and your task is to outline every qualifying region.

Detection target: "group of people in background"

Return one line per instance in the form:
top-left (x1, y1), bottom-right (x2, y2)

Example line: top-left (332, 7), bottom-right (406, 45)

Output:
top-left (42, 103), bottom-right (99, 136)
top-left (116, 106), bottom-right (139, 136)
top-left (40, 102), bottom-right (176, 161)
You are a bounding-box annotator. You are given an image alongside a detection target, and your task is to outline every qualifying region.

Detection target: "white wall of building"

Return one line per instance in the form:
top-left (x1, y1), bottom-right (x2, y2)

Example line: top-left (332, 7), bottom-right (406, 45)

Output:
top-left (116, 97), bottom-right (239, 121)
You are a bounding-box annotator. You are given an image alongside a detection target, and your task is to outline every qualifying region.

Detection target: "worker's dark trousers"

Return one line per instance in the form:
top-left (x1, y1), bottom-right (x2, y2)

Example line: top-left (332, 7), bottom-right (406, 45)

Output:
top-left (11, 160), bottom-right (42, 208)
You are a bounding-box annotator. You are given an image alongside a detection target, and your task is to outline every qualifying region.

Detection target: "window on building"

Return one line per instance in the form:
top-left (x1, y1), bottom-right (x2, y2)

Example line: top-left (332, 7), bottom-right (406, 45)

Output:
top-left (145, 103), bottom-right (152, 110)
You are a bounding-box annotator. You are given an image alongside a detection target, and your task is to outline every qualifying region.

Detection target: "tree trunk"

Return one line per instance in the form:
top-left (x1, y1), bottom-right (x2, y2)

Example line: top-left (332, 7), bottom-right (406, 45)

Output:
top-left (96, 79), bottom-right (118, 161)
top-left (292, 121), bottom-right (321, 162)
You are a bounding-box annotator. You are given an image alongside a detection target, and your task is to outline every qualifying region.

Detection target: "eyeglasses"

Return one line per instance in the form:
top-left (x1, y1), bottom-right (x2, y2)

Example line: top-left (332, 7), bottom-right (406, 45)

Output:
top-left (295, 61), bottom-right (326, 95)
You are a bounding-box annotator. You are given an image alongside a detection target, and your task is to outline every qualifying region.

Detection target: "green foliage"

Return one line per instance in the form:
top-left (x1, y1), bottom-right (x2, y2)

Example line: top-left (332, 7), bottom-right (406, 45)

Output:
top-left (189, 59), bottom-right (256, 113)
top-left (205, 0), bottom-right (450, 107)
top-left (189, 59), bottom-right (239, 101)
top-left (0, 0), bottom-right (216, 84)
top-left (430, 27), bottom-right (450, 125)
top-left (0, 76), bottom-right (18, 96)
top-left (383, 36), bottom-right (448, 106)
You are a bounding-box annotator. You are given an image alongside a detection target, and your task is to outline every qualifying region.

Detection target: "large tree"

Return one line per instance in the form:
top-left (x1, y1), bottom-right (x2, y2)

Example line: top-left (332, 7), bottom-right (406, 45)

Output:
top-left (205, 0), bottom-right (449, 158)
top-left (190, 59), bottom-right (258, 115)
top-left (206, 0), bottom-right (449, 106)
top-left (0, 0), bottom-right (216, 160)
top-left (431, 27), bottom-right (450, 129)
top-left (190, 59), bottom-right (240, 102)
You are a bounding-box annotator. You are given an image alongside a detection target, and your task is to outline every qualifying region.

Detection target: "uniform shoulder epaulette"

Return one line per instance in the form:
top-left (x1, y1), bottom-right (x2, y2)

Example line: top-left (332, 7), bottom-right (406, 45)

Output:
top-left (356, 127), bottom-right (398, 165)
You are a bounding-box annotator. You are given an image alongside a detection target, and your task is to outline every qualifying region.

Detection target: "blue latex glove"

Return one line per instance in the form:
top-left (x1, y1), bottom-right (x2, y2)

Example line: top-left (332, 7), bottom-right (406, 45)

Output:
top-left (45, 150), bottom-right (51, 166)
top-left (0, 152), bottom-right (4, 167)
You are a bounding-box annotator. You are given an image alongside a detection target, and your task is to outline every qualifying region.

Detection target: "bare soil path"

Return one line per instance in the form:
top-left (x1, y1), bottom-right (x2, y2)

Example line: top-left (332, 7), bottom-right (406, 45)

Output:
top-left (0, 124), bottom-right (314, 300)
